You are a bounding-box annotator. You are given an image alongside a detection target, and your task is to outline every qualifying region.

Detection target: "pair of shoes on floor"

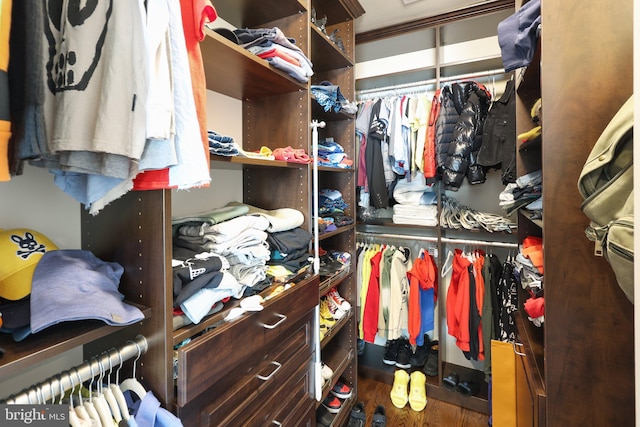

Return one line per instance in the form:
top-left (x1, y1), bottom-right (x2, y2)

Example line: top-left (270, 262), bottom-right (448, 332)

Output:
top-left (409, 334), bottom-right (439, 376)
top-left (442, 372), bottom-right (480, 396)
top-left (348, 403), bottom-right (386, 427)
top-left (382, 337), bottom-right (411, 369)
top-left (390, 369), bottom-right (427, 411)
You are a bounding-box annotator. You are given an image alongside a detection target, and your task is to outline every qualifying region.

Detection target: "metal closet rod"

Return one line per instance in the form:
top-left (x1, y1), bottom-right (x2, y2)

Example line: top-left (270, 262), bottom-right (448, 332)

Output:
top-left (3, 334), bottom-right (148, 405)
top-left (357, 231), bottom-right (438, 244)
top-left (356, 230), bottom-right (518, 248)
top-left (356, 67), bottom-right (509, 97)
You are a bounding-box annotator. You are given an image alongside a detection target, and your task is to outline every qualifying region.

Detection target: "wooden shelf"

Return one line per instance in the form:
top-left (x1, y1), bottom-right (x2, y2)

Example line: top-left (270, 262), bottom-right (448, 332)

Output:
top-left (320, 310), bottom-right (353, 349)
top-left (310, 25), bottom-right (353, 72)
top-left (312, 0), bottom-right (366, 24)
top-left (211, 0), bottom-right (307, 29)
top-left (319, 223), bottom-right (356, 241)
top-left (210, 154), bottom-right (309, 169)
top-left (317, 165), bottom-right (354, 172)
top-left (319, 268), bottom-right (353, 295)
top-left (0, 305), bottom-right (151, 377)
top-left (201, 28), bottom-right (307, 100)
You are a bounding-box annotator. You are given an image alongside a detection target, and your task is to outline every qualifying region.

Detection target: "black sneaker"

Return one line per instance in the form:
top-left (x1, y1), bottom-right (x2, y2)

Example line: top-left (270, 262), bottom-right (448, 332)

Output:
top-left (357, 338), bottom-right (366, 356)
top-left (382, 339), bottom-right (399, 365)
top-left (347, 402), bottom-right (366, 427)
top-left (410, 335), bottom-right (430, 367)
top-left (395, 338), bottom-right (412, 369)
top-left (423, 340), bottom-right (439, 377)
top-left (372, 405), bottom-right (386, 427)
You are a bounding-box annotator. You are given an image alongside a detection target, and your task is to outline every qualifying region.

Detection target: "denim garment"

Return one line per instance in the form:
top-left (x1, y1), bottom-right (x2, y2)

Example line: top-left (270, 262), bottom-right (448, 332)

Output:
top-left (311, 83), bottom-right (346, 113)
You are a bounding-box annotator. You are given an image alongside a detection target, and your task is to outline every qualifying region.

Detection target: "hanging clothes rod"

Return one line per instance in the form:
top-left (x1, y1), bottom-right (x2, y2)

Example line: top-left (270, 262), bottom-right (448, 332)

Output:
top-left (441, 236), bottom-right (518, 249)
top-left (356, 230), bottom-right (438, 244)
top-left (3, 335), bottom-right (148, 405)
top-left (356, 67), bottom-right (510, 98)
top-left (356, 230), bottom-right (518, 248)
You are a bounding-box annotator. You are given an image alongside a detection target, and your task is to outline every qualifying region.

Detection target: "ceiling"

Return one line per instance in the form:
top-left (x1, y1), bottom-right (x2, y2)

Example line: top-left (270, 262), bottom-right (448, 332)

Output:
top-left (354, 0), bottom-right (499, 33)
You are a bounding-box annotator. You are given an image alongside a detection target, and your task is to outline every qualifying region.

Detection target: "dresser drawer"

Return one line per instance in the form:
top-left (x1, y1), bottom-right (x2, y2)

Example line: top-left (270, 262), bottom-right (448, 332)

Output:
top-left (201, 313), bottom-right (313, 426)
top-left (176, 275), bottom-right (318, 406)
top-left (175, 311), bottom-right (314, 425)
top-left (234, 356), bottom-right (314, 427)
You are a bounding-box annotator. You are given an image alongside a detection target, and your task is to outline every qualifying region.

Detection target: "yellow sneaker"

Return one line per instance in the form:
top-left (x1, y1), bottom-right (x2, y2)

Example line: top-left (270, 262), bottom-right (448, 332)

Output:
top-left (319, 299), bottom-right (336, 327)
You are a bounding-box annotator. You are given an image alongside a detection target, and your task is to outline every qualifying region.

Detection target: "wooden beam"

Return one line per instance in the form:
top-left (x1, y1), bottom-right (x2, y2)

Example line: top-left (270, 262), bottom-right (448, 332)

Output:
top-left (355, 0), bottom-right (514, 44)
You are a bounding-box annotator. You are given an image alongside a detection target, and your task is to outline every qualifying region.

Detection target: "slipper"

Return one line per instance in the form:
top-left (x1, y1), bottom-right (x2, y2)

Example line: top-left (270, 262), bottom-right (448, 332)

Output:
top-left (456, 380), bottom-right (480, 397)
top-left (442, 372), bottom-right (459, 391)
top-left (347, 402), bottom-right (366, 427)
top-left (390, 369), bottom-right (409, 408)
top-left (409, 371), bottom-right (427, 411)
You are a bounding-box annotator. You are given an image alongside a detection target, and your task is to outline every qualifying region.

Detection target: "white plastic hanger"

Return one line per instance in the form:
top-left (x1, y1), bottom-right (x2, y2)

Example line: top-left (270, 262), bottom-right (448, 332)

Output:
top-left (102, 349), bottom-right (123, 423)
top-left (92, 358), bottom-right (116, 427)
top-left (111, 350), bottom-right (130, 421)
top-left (119, 340), bottom-right (148, 400)
top-left (83, 362), bottom-right (103, 427)
top-left (65, 375), bottom-right (83, 427)
top-left (441, 249), bottom-right (454, 277)
top-left (72, 369), bottom-right (93, 425)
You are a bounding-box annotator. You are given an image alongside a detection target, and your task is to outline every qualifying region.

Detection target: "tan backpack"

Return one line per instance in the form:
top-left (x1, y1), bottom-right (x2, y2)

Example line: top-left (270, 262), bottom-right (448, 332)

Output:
top-left (578, 95), bottom-right (634, 303)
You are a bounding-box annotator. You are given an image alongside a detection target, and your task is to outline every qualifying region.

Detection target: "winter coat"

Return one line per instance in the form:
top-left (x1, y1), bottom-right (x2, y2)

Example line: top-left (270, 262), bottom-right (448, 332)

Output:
top-left (365, 99), bottom-right (390, 208)
top-left (434, 86), bottom-right (460, 178)
top-left (442, 82), bottom-right (491, 190)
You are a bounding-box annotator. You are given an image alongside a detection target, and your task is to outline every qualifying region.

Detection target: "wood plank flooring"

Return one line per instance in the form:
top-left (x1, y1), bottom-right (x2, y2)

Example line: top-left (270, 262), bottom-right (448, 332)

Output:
top-left (355, 375), bottom-right (490, 427)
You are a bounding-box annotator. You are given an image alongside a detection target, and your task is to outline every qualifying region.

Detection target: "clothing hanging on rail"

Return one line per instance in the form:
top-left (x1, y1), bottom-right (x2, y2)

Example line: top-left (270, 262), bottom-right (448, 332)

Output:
top-left (5, 0), bottom-right (216, 213)
top-left (356, 240), bottom-right (437, 347)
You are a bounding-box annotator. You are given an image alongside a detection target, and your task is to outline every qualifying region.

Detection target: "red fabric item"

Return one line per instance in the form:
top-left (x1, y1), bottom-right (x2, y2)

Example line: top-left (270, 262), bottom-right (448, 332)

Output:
top-left (257, 49), bottom-right (301, 67)
top-left (472, 252), bottom-right (485, 361)
top-left (406, 252), bottom-right (438, 345)
top-left (133, 169), bottom-right (175, 191)
top-left (446, 250), bottom-right (472, 352)
top-left (522, 235), bottom-right (544, 274)
top-left (362, 250), bottom-right (383, 343)
top-left (524, 296), bottom-right (544, 318)
top-left (423, 89), bottom-right (440, 180)
top-left (272, 146), bottom-right (312, 164)
top-left (180, 0), bottom-right (217, 174)
top-left (134, 0), bottom-right (217, 190)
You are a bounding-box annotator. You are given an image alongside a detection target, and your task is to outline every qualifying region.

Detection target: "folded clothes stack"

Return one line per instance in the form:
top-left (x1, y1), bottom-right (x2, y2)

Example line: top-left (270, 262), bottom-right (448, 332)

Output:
top-left (212, 26), bottom-right (313, 83)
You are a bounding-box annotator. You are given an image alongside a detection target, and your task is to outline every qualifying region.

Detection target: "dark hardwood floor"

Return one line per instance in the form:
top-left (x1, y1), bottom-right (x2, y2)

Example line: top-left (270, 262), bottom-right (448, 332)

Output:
top-left (355, 375), bottom-right (490, 427)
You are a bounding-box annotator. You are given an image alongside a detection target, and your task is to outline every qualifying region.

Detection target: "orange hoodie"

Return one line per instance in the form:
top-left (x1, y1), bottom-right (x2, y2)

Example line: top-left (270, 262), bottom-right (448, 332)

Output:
top-left (407, 251), bottom-right (438, 345)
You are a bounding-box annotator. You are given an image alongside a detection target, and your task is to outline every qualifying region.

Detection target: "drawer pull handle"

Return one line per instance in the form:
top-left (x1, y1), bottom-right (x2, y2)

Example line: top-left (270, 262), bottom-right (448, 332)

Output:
top-left (272, 422), bottom-right (282, 426)
top-left (257, 361), bottom-right (282, 381)
top-left (262, 313), bottom-right (287, 330)
top-left (513, 342), bottom-right (526, 357)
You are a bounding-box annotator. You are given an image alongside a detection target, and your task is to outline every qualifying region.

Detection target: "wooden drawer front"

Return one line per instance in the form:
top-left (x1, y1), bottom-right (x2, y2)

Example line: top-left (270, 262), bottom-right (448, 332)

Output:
top-left (238, 358), bottom-right (313, 427)
top-left (200, 314), bottom-right (313, 426)
top-left (176, 276), bottom-right (318, 406)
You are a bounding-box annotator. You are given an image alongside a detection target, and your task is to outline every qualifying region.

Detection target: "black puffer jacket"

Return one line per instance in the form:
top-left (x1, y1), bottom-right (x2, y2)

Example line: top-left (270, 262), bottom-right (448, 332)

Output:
top-left (434, 85), bottom-right (462, 178)
top-left (442, 82), bottom-right (491, 190)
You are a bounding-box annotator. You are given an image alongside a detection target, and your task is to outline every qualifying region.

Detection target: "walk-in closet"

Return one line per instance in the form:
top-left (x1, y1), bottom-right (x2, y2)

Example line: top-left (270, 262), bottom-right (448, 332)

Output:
top-left (0, 0), bottom-right (636, 426)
